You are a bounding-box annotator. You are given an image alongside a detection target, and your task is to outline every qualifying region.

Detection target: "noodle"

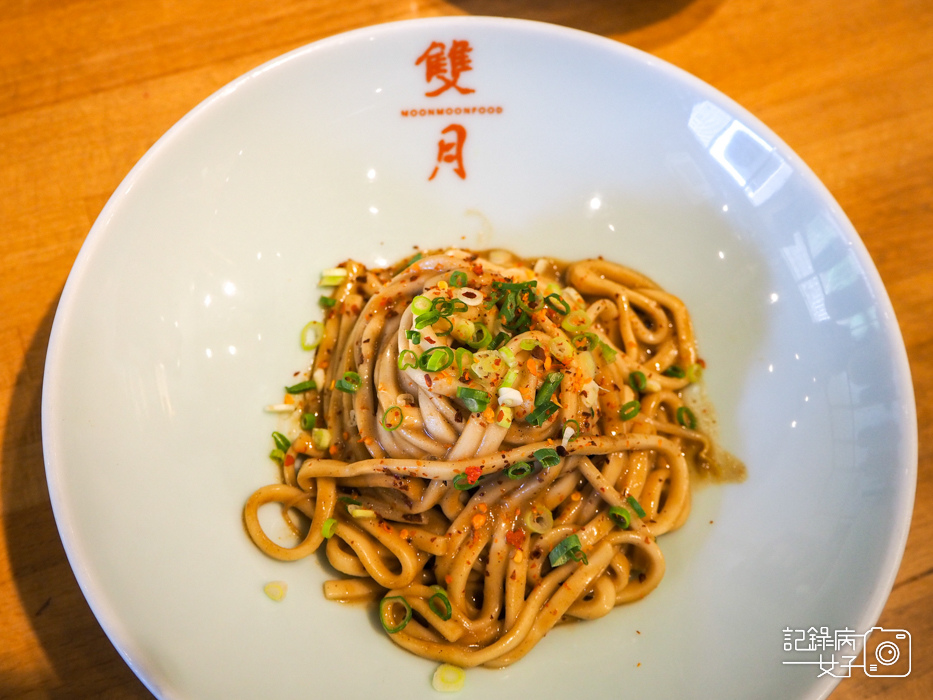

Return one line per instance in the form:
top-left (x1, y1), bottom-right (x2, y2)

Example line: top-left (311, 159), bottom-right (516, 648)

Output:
top-left (244, 248), bottom-right (742, 670)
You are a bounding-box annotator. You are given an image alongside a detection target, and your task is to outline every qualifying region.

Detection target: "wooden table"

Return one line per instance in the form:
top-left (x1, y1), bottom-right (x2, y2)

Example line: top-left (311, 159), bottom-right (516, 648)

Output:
top-left (1, 0), bottom-right (929, 696)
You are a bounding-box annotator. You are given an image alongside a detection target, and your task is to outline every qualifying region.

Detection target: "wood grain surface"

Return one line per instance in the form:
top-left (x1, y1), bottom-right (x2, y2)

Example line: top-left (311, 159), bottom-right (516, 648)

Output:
top-left (1, 0), bottom-right (930, 697)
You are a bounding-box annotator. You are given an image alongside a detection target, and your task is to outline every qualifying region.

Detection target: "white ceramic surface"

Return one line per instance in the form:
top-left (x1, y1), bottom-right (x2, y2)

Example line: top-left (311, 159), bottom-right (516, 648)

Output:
top-left (42, 17), bottom-right (916, 700)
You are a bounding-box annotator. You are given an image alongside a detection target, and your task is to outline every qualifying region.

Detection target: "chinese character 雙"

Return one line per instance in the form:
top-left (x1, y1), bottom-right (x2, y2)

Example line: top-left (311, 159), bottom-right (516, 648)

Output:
top-left (416, 40), bottom-right (476, 97)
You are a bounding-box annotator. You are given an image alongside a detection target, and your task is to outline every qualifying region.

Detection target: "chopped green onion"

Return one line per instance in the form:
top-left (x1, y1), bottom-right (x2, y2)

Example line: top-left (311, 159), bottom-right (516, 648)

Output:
top-left (627, 495), bottom-right (647, 519)
top-left (561, 309), bottom-right (591, 333)
top-left (499, 346), bottom-right (517, 367)
top-left (448, 271), bottom-right (468, 288)
top-left (451, 318), bottom-right (475, 344)
top-left (300, 412), bottom-right (316, 431)
top-left (348, 504), bottom-right (376, 519)
top-left (269, 448), bottom-right (285, 465)
top-left (311, 428), bottom-right (332, 450)
top-left (454, 347), bottom-right (473, 376)
top-left (319, 295), bottom-right (336, 308)
top-left (519, 338), bottom-right (539, 351)
top-left (572, 333), bottom-right (598, 351)
top-left (465, 322), bottom-right (492, 349)
top-left (563, 419), bottom-right (581, 436)
top-left (523, 506), bottom-right (553, 534)
top-left (456, 387), bottom-right (490, 413)
top-left (434, 315), bottom-right (454, 337)
top-left (494, 405), bottom-right (513, 428)
top-left (619, 400), bottom-right (641, 421)
top-left (544, 293), bottom-right (571, 314)
top-left (676, 405), bottom-right (697, 429)
top-left (548, 335), bottom-right (575, 362)
top-left (597, 341), bottom-right (617, 363)
top-left (629, 371), bottom-right (647, 393)
top-left (285, 379), bottom-right (316, 394)
top-left (322, 518), bottom-right (338, 538)
top-left (685, 362), bottom-right (704, 383)
top-left (272, 431), bottom-right (291, 452)
top-left (405, 330), bottom-right (422, 344)
top-left (525, 401), bottom-right (559, 427)
top-left (533, 447), bottom-right (560, 468)
top-left (535, 372), bottom-right (564, 406)
top-left (300, 320), bottom-right (324, 350)
top-left (548, 534), bottom-right (587, 567)
top-left (608, 506), bottom-right (631, 529)
top-left (489, 331), bottom-right (511, 350)
top-left (452, 473), bottom-right (479, 490)
top-left (318, 268), bottom-right (348, 286)
top-left (335, 371), bottom-right (362, 393)
top-left (428, 588), bottom-right (453, 620)
top-left (380, 596), bottom-right (413, 633)
top-left (398, 349), bottom-right (419, 370)
top-left (382, 405), bottom-right (403, 431)
top-left (415, 310), bottom-right (441, 329)
top-left (338, 496), bottom-right (362, 506)
top-left (506, 461), bottom-right (532, 479)
top-left (432, 664), bottom-right (466, 693)
top-left (500, 367), bottom-right (520, 389)
top-left (411, 295), bottom-right (432, 316)
top-left (516, 288), bottom-right (544, 314)
top-left (663, 365), bottom-right (686, 378)
top-left (394, 251), bottom-right (423, 273)
top-left (419, 346), bottom-right (454, 372)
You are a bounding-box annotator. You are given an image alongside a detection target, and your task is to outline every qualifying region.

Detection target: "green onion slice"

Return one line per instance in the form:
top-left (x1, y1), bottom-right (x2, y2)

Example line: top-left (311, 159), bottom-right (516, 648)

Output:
top-left (397, 350), bottom-right (419, 370)
top-left (382, 405), bottom-right (403, 432)
top-left (676, 405), bottom-right (697, 429)
top-left (448, 271), bottom-right (468, 288)
top-left (319, 295), bottom-right (336, 309)
top-left (380, 596), bottom-right (413, 633)
top-left (506, 461), bottom-right (532, 479)
top-left (300, 320), bottom-right (324, 351)
top-left (608, 506), bottom-right (631, 529)
top-left (269, 448), bottom-right (285, 465)
top-left (628, 370), bottom-right (647, 393)
top-left (544, 293), bottom-right (570, 314)
top-left (597, 341), bottom-right (617, 363)
top-left (322, 518), bottom-right (338, 539)
top-left (456, 386), bottom-right (490, 413)
top-left (572, 332), bottom-right (598, 351)
top-left (535, 372), bottom-right (564, 406)
top-left (415, 310), bottom-right (441, 329)
top-left (405, 330), bottom-right (422, 344)
top-left (419, 346), bottom-right (454, 372)
top-left (664, 365), bottom-right (686, 378)
top-left (272, 431), bottom-right (291, 452)
top-left (454, 347), bottom-right (473, 376)
top-left (561, 309), bottom-right (591, 333)
top-left (452, 473), bottom-right (478, 491)
top-left (627, 495), bottom-right (647, 519)
top-left (525, 401), bottom-right (559, 427)
top-left (489, 331), bottom-right (510, 350)
top-left (465, 322), bottom-right (492, 349)
top-left (335, 371), bottom-right (362, 393)
top-left (685, 362), bottom-right (704, 383)
top-left (411, 295), bottom-right (432, 316)
top-left (428, 588), bottom-right (453, 620)
top-left (285, 379), bottom-right (316, 394)
top-left (619, 400), bottom-right (641, 421)
top-left (300, 413), bottom-right (316, 431)
top-left (524, 507), bottom-right (553, 534)
top-left (548, 534), bottom-right (587, 567)
top-left (533, 447), bottom-right (560, 468)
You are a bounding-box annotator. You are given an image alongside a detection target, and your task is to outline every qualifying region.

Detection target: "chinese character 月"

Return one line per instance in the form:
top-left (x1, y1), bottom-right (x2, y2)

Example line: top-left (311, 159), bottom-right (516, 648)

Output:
top-left (429, 124), bottom-right (467, 180)
top-left (415, 40), bottom-right (476, 97)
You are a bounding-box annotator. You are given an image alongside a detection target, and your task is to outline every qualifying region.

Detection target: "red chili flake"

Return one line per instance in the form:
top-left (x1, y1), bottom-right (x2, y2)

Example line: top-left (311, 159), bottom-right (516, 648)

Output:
top-left (465, 466), bottom-right (482, 484)
top-left (284, 454), bottom-right (295, 467)
top-left (505, 529), bottom-right (525, 549)
top-left (472, 263), bottom-right (484, 275)
top-left (424, 374), bottom-right (433, 388)
top-left (461, 289), bottom-right (477, 299)
top-left (698, 358), bottom-right (707, 368)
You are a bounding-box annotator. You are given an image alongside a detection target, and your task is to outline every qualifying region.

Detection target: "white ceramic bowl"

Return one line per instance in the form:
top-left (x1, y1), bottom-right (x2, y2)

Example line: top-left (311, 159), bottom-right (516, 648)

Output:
top-left (42, 16), bottom-right (917, 700)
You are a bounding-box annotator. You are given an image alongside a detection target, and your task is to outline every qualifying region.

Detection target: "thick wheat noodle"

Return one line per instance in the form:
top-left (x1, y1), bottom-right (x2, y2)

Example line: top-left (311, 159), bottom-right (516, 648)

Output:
top-left (244, 249), bottom-right (737, 673)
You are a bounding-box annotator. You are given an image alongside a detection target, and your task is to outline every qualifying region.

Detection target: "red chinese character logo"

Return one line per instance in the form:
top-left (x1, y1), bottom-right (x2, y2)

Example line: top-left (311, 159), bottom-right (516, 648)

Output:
top-left (429, 124), bottom-right (467, 180)
top-left (415, 40), bottom-right (476, 97)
